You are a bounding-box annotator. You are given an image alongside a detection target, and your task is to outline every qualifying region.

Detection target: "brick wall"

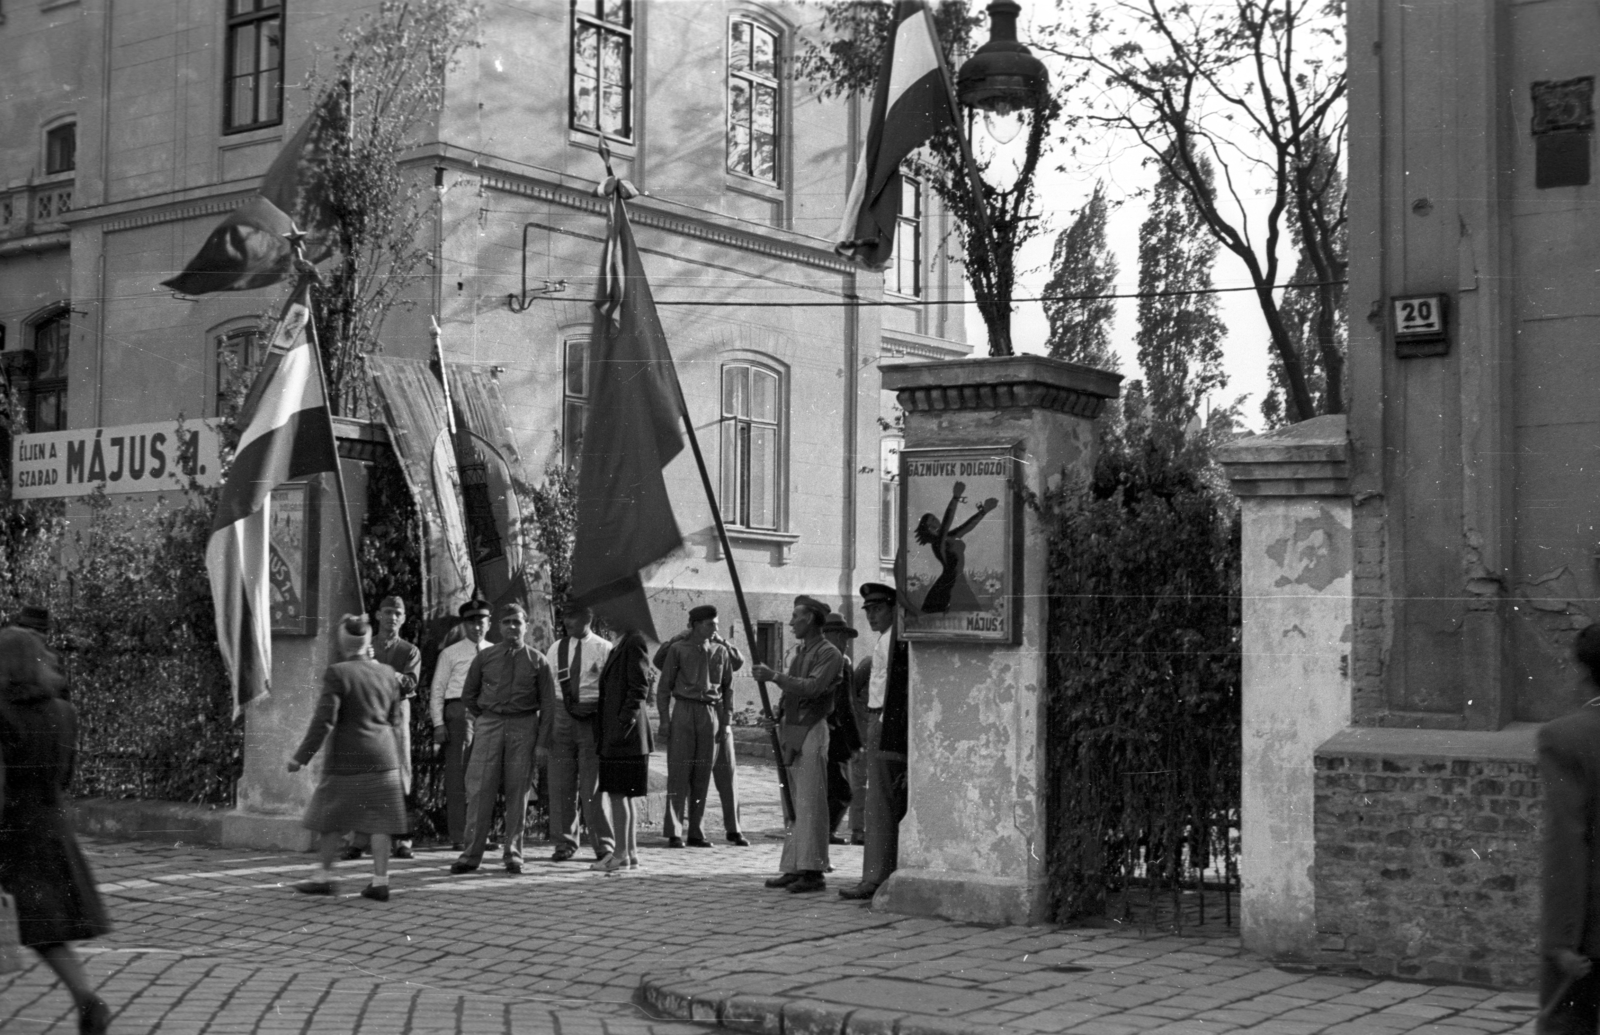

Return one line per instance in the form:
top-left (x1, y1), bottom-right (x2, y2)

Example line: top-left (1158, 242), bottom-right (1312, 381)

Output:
top-left (1350, 498), bottom-right (1390, 723)
top-left (1312, 746), bottom-right (1539, 988)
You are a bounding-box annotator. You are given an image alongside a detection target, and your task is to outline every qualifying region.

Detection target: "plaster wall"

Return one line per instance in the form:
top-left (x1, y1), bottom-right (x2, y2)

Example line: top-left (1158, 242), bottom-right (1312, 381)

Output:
top-left (1237, 495), bottom-right (1353, 957)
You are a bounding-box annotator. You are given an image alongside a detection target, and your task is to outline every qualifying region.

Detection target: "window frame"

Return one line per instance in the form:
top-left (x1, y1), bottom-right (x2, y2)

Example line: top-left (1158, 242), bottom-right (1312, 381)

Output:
top-left (569, 0), bottom-right (634, 143)
top-left (223, 0), bottom-right (285, 135)
top-left (562, 336), bottom-right (591, 471)
top-left (213, 322), bottom-right (268, 419)
top-left (44, 122), bottom-right (76, 176)
top-left (718, 360), bottom-right (786, 532)
top-left (26, 308), bottom-right (70, 434)
top-left (878, 435), bottom-right (904, 565)
top-left (888, 173), bottom-right (923, 298)
top-left (726, 17), bottom-right (782, 185)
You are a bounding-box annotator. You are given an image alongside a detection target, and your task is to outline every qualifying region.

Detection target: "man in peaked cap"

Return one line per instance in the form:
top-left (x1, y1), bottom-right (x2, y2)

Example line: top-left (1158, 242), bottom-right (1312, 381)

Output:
top-left (658, 603), bottom-right (736, 848)
top-left (840, 583), bottom-right (910, 901)
top-left (753, 596), bottom-right (844, 894)
top-left (429, 598), bottom-right (493, 849)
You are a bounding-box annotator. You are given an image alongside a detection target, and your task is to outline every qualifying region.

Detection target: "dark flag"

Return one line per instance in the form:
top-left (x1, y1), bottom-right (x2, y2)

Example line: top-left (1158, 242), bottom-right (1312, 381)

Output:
top-left (569, 179), bottom-right (686, 640)
top-left (835, 0), bottom-right (961, 269)
top-left (163, 89), bottom-right (343, 295)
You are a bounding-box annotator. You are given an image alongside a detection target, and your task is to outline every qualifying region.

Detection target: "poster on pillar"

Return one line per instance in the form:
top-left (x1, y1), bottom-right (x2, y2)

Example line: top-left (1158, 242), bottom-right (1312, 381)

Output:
top-left (899, 445), bottom-right (1021, 643)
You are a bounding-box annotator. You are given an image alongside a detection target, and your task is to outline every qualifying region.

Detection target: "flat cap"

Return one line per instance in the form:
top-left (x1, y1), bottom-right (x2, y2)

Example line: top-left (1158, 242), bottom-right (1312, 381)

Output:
top-left (821, 612), bottom-right (858, 638)
top-left (794, 595), bottom-right (831, 621)
top-left (499, 602), bottom-right (528, 620)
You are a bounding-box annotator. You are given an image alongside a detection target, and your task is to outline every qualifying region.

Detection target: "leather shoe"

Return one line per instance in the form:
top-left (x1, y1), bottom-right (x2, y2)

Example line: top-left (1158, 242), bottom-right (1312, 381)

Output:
top-left (828, 835), bottom-right (847, 845)
top-left (789, 872), bottom-right (827, 894)
top-left (392, 843), bottom-right (414, 860)
top-left (550, 845), bottom-right (576, 862)
top-left (726, 833), bottom-right (751, 847)
top-left (449, 861), bottom-right (478, 874)
top-left (686, 837), bottom-right (713, 848)
top-left (764, 872), bottom-right (801, 888)
top-left (360, 883), bottom-right (390, 902)
top-left (838, 882), bottom-right (878, 901)
top-left (79, 995), bottom-right (111, 1035)
top-left (295, 879), bottom-right (335, 895)
top-left (339, 845), bottom-right (364, 861)
top-left (505, 859), bottom-right (524, 875)
top-left (667, 836), bottom-right (685, 849)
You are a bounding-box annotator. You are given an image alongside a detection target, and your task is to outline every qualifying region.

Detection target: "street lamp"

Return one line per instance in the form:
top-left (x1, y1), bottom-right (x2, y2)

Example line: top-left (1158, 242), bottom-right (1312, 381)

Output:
top-left (956, 0), bottom-right (1050, 144)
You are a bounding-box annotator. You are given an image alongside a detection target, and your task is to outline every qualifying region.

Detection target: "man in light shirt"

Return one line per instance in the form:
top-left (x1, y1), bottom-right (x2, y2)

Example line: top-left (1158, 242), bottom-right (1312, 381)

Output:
top-left (541, 602), bottom-right (615, 863)
top-left (658, 604), bottom-right (736, 848)
top-left (430, 598), bottom-right (491, 851)
top-left (839, 582), bottom-right (909, 901)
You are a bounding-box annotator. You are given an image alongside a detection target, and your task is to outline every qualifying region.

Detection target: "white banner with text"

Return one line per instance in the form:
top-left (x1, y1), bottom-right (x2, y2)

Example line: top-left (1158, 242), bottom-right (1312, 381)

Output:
top-left (12, 420), bottom-right (223, 499)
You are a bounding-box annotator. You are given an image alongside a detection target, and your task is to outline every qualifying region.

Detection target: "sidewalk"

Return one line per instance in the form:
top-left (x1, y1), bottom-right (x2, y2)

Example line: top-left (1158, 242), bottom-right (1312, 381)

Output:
top-left (0, 761), bottom-right (1539, 1035)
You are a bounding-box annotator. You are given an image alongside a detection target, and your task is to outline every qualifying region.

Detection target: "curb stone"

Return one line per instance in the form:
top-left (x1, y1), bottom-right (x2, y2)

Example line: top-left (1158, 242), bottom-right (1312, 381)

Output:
top-left (638, 975), bottom-right (1009, 1035)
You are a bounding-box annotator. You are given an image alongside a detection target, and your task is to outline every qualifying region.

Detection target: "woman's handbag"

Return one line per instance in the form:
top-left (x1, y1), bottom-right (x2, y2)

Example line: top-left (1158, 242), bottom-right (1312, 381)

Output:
top-left (0, 892), bottom-right (25, 975)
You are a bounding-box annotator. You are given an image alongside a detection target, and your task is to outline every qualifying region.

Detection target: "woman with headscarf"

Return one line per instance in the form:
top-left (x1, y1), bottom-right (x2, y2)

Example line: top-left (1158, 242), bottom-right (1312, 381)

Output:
top-left (0, 625), bottom-right (113, 1034)
top-left (592, 630), bottom-right (654, 873)
top-left (287, 614), bottom-right (407, 901)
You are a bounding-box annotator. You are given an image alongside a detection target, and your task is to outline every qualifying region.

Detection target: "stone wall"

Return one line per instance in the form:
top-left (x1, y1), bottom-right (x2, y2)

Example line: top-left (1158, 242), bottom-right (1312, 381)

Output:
top-left (1312, 727), bottom-right (1540, 988)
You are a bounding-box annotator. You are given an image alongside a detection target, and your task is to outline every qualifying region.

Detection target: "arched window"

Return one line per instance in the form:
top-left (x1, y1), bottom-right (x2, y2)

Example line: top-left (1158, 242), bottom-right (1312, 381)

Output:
top-left (728, 18), bottom-right (781, 183)
top-left (720, 362), bottom-right (783, 530)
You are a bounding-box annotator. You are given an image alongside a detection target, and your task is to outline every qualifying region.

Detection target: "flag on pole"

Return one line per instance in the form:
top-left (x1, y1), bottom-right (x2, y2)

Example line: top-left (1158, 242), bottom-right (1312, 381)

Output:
top-left (206, 277), bottom-right (340, 716)
top-left (569, 180), bottom-right (686, 641)
top-left (835, 0), bottom-right (961, 269)
top-left (163, 90), bottom-right (344, 296)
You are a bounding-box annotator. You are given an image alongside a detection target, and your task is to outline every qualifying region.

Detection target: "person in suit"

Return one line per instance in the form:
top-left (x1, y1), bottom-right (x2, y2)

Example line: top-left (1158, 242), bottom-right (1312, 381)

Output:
top-left (542, 602), bottom-right (614, 864)
top-left (820, 612), bottom-right (863, 845)
top-left (1538, 622), bottom-right (1600, 1033)
top-left (839, 583), bottom-right (910, 901)
top-left (288, 614), bottom-right (407, 902)
top-left (594, 630), bottom-right (654, 872)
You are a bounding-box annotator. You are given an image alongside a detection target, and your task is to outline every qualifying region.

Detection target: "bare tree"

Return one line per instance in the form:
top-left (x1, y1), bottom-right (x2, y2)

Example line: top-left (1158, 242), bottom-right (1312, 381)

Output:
top-left (1044, 0), bottom-right (1347, 422)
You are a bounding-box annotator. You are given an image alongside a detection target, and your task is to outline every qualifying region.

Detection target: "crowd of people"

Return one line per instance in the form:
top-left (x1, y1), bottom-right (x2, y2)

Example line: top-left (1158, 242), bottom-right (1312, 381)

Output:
top-left (285, 582), bottom-right (911, 901)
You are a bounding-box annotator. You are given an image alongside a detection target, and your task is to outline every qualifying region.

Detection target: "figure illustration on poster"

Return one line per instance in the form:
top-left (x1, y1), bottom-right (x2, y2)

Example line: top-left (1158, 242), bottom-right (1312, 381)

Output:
top-left (913, 481), bottom-right (999, 613)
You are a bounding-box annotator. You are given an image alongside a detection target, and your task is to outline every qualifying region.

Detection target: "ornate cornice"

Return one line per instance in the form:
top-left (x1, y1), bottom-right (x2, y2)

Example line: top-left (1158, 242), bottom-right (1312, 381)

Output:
top-left (100, 195), bottom-right (243, 234)
top-left (882, 356), bottom-right (1122, 419)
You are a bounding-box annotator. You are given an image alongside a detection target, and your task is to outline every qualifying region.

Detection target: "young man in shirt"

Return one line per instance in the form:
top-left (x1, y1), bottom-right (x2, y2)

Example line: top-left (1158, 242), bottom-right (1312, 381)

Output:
top-left (653, 623), bottom-right (751, 846)
top-left (541, 602), bottom-right (615, 863)
top-left (429, 598), bottom-right (492, 850)
top-left (753, 596), bottom-right (844, 894)
top-left (657, 605), bottom-right (735, 848)
top-left (839, 582), bottom-right (909, 901)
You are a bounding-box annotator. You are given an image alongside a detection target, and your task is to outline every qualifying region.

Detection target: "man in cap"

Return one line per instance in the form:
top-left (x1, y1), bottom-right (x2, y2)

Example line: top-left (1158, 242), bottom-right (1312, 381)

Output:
top-left (820, 612), bottom-right (863, 845)
top-left (451, 602), bottom-right (555, 875)
top-left (658, 604), bottom-right (736, 848)
top-left (429, 598), bottom-right (492, 849)
top-left (345, 596), bottom-right (423, 859)
top-left (840, 583), bottom-right (910, 900)
top-left (654, 623), bottom-right (751, 846)
top-left (541, 601), bottom-right (615, 863)
top-left (753, 596), bottom-right (843, 894)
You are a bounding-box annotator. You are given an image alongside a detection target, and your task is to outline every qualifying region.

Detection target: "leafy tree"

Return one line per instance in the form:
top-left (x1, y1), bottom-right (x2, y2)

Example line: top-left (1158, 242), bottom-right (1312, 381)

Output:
top-left (793, 0), bottom-right (1058, 357)
top-left (1044, 0), bottom-right (1347, 422)
top-left (1043, 182), bottom-right (1119, 369)
top-left (306, 0), bottom-right (479, 415)
top-left (1136, 157), bottom-right (1227, 430)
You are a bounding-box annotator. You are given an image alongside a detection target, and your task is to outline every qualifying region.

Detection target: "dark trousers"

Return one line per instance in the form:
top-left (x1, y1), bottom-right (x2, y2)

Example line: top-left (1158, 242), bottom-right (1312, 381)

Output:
top-left (1541, 957), bottom-right (1600, 1035)
top-left (442, 699), bottom-right (473, 844)
top-left (712, 724), bottom-right (742, 836)
top-left (826, 752), bottom-right (854, 835)
top-left (861, 712), bottom-right (908, 888)
top-left (664, 700), bottom-right (718, 842)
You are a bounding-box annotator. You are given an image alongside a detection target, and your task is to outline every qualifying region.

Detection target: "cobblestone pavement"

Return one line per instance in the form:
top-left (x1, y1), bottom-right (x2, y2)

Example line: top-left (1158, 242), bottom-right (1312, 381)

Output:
top-left (0, 762), bottom-right (1540, 1035)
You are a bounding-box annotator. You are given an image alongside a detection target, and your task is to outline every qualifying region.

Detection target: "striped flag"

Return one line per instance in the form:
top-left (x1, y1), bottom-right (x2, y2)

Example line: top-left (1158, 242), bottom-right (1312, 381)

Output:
top-left (206, 277), bottom-right (339, 716)
top-left (835, 1), bottom-right (961, 269)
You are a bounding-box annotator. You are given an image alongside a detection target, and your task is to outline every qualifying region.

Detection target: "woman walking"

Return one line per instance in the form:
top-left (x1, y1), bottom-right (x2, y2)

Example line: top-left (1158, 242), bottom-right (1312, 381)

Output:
top-left (288, 614), bottom-right (408, 901)
top-left (592, 630), bottom-right (653, 873)
top-left (0, 624), bottom-right (113, 1034)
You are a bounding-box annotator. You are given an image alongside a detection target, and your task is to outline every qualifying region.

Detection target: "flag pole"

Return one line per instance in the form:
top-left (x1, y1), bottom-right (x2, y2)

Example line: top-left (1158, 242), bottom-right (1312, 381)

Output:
top-left (594, 137), bottom-right (794, 823)
top-left (291, 238), bottom-right (367, 615)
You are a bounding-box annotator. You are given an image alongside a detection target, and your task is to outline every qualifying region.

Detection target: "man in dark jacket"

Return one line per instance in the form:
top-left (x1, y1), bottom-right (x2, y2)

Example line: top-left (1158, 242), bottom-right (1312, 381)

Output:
top-left (450, 603), bottom-right (555, 875)
top-left (840, 582), bottom-right (909, 901)
top-left (1538, 622), bottom-right (1600, 1033)
top-left (821, 612), bottom-right (862, 844)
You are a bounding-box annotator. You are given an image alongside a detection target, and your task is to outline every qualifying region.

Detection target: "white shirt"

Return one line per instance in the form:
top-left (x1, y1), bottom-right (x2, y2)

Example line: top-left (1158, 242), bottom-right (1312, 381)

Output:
top-left (545, 631), bottom-right (613, 706)
top-left (430, 635), bottom-right (487, 727)
top-left (868, 629), bottom-right (891, 710)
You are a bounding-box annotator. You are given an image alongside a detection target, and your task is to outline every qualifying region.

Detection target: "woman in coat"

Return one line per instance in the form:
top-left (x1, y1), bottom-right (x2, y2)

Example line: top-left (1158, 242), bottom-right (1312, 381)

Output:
top-left (592, 630), bottom-right (653, 873)
top-left (287, 614), bottom-right (407, 901)
top-left (0, 625), bottom-right (113, 1034)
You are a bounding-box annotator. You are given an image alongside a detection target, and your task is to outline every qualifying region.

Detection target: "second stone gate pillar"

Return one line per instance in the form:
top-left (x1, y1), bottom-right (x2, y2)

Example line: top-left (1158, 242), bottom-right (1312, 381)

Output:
top-left (876, 356), bottom-right (1119, 926)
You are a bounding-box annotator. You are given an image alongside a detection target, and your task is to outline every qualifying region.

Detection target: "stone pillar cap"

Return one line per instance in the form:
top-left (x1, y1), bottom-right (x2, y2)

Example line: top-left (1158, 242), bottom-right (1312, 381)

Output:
top-left (883, 356), bottom-right (1121, 419)
top-left (1216, 414), bottom-right (1348, 497)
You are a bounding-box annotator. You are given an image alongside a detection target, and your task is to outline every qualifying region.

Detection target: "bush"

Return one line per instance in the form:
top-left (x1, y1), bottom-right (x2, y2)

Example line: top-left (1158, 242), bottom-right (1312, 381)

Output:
top-left (1040, 423), bottom-right (1241, 923)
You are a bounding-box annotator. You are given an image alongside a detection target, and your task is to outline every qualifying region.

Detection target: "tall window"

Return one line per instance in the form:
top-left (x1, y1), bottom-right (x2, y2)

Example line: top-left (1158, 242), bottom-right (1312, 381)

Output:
top-left (215, 327), bottom-right (266, 417)
top-left (889, 175), bottom-right (922, 296)
top-left (563, 337), bottom-right (590, 470)
top-left (225, 1), bottom-right (284, 133)
top-left (44, 124), bottom-right (75, 175)
top-left (728, 19), bottom-right (779, 182)
top-left (29, 313), bottom-right (69, 433)
top-left (879, 436), bottom-right (903, 563)
top-left (571, 1), bottom-right (632, 140)
top-left (720, 363), bottom-right (781, 530)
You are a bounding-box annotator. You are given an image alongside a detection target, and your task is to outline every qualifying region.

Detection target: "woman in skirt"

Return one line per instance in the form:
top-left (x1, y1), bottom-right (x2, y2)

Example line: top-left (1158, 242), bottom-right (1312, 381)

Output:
top-left (592, 630), bottom-right (653, 873)
top-left (287, 614), bottom-right (407, 901)
top-left (0, 623), bottom-right (113, 1034)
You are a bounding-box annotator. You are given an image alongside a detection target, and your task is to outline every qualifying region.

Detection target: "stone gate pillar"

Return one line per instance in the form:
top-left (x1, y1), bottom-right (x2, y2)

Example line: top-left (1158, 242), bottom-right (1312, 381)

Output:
top-left (1216, 415), bottom-right (1352, 957)
top-left (876, 357), bottom-right (1120, 926)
